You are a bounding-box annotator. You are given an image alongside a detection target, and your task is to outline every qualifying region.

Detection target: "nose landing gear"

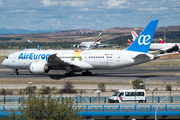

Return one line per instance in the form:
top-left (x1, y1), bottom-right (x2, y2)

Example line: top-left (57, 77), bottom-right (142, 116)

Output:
top-left (13, 69), bottom-right (19, 75)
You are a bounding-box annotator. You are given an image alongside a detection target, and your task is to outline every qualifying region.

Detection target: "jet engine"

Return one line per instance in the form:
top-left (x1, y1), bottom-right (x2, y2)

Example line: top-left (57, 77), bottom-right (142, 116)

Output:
top-left (73, 45), bottom-right (80, 48)
top-left (29, 62), bottom-right (49, 74)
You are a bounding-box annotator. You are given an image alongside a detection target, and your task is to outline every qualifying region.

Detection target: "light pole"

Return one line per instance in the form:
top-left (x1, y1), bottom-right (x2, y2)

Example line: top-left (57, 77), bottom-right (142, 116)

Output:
top-left (74, 90), bottom-right (101, 104)
top-left (14, 82), bottom-right (32, 103)
top-left (155, 94), bottom-right (180, 120)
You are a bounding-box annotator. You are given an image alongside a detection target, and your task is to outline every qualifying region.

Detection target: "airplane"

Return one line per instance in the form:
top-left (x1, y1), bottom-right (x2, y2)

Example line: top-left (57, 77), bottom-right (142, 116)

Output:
top-left (131, 31), bottom-right (138, 41)
top-left (131, 31), bottom-right (179, 53)
top-left (27, 40), bottom-right (33, 43)
top-left (128, 39), bottom-right (132, 44)
top-left (24, 43), bottom-right (40, 51)
top-left (159, 38), bottom-right (165, 44)
top-left (73, 33), bottom-right (102, 49)
top-left (3, 20), bottom-right (164, 76)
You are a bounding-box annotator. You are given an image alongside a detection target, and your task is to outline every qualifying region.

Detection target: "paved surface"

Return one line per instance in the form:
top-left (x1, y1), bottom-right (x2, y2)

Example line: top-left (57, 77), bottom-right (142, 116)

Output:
top-left (1, 65), bottom-right (180, 82)
top-left (1, 65), bottom-right (180, 92)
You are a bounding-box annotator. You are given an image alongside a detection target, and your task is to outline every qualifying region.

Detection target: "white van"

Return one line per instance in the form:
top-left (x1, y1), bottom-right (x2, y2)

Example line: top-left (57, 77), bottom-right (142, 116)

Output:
top-left (108, 89), bottom-right (146, 103)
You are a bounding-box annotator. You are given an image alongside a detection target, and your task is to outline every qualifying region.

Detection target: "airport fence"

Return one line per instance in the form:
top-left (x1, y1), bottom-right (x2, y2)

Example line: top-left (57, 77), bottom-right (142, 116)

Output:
top-left (0, 96), bottom-right (179, 104)
top-left (1, 104), bottom-right (180, 118)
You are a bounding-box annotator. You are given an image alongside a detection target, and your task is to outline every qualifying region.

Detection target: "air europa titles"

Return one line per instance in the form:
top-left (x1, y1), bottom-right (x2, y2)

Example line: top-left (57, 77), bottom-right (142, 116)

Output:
top-left (18, 53), bottom-right (50, 61)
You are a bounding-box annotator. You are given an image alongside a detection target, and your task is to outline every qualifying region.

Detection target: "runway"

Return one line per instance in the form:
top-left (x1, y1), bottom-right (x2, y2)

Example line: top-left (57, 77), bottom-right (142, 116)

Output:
top-left (1, 65), bottom-right (180, 82)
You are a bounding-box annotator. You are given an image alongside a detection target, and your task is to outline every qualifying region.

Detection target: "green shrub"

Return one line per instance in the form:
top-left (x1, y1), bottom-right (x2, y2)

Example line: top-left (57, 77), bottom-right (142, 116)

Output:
top-left (166, 85), bottom-right (172, 91)
top-left (98, 83), bottom-right (106, 92)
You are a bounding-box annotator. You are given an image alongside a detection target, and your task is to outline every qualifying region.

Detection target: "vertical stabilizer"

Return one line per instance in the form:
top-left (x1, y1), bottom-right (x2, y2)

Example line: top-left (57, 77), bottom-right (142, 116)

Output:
top-left (159, 38), bottom-right (165, 44)
top-left (93, 33), bottom-right (102, 45)
top-left (37, 43), bottom-right (40, 50)
top-left (126, 20), bottom-right (159, 53)
top-left (131, 31), bottom-right (138, 40)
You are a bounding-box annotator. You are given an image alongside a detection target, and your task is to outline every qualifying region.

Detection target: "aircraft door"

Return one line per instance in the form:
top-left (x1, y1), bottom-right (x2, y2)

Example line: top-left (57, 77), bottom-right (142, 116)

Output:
top-left (83, 55), bottom-right (87, 62)
top-left (11, 54), bottom-right (17, 63)
top-left (115, 54), bottom-right (120, 62)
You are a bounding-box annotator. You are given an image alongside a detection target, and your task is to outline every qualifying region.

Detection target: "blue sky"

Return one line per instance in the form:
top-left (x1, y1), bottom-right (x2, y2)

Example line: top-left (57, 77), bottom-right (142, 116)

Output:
top-left (0, 0), bottom-right (179, 31)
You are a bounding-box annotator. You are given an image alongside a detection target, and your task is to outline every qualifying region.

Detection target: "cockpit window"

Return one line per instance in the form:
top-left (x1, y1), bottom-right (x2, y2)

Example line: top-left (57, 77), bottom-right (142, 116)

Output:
top-left (6, 57), bottom-right (8, 59)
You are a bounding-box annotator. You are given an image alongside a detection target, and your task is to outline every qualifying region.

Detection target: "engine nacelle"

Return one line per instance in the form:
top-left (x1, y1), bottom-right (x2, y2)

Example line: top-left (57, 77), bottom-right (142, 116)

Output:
top-left (73, 45), bottom-right (77, 48)
top-left (73, 45), bottom-right (79, 48)
top-left (29, 62), bottom-right (49, 74)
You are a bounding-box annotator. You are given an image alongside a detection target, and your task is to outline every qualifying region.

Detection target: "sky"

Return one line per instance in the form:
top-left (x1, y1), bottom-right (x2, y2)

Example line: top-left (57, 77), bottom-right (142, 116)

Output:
top-left (0, 0), bottom-right (179, 31)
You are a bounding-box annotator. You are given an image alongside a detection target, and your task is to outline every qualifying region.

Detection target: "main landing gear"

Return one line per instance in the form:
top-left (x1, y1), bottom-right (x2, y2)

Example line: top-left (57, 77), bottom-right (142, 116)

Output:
top-left (64, 72), bottom-right (75, 77)
top-left (13, 69), bottom-right (19, 75)
top-left (82, 70), bottom-right (92, 76)
top-left (64, 70), bottom-right (92, 77)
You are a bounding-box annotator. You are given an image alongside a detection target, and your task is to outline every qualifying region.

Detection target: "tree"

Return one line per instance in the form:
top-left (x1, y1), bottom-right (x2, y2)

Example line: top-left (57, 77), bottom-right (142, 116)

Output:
top-left (132, 79), bottom-right (145, 89)
top-left (24, 86), bottom-right (36, 94)
top-left (61, 81), bottom-right (76, 93)
top-left (98, 83), bottom-right (106, 92)
top-left (41, 85), bottom-right (51, 94)
top-left (166, 85), bottom-right (172, 91)
top-left (6, 94), bottom-right (82, 120)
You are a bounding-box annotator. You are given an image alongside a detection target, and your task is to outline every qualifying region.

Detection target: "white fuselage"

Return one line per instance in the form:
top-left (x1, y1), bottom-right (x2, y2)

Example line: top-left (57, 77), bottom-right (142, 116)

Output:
top-left (2, 49), bottom-right (155, 71)
top-left (79, 41), bottom-right (100, 48)
top-left (150, 43), bottom-right (179, 51)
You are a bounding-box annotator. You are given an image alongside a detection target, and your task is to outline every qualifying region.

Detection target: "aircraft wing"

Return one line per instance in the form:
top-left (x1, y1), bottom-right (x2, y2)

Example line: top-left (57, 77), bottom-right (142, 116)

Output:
top-left (48, 54), bottom-right (70, 66)
top-left (47, 54), bottom-right (93, 69)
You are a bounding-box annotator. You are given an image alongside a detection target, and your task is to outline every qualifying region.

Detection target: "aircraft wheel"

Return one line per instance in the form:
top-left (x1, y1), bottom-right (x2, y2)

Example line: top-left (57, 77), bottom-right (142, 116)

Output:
top-left (82, 72), bottom-right (85, 76)
top-left (65, 72), bottom-right (75, 77)
top-left (88, 72), bottom-right (92, 76)
top-left (82, 71), bottom-right (92, 76)
top-left (65, 73), bottom-right (69, 77)
top-left (14, 72), bottom-right (19, 75)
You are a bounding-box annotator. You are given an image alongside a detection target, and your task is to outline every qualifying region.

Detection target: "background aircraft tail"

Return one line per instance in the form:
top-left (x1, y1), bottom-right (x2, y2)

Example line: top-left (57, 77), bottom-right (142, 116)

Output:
top-left (128, 39), bottom-right (132, 44)
top-left (37, 43), bottom-right (40, 50)
top-left (131, 31), bottom-right (138, 40)
top-left (93, 33), bottom-right (102, 45)
top-left (159, 38), bottom-right (165, 44)
top-left (126, 20), bottom-right (159, 53)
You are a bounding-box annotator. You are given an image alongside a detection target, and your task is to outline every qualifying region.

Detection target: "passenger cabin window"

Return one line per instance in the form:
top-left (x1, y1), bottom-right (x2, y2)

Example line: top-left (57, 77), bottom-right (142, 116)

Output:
top-left (137, 92), bottom-right (144, 96)
top-left (125, 92), bottom-right (144, 96)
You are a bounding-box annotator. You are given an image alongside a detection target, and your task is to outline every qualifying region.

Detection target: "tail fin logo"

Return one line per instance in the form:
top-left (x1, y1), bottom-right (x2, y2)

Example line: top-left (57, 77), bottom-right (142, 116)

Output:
top-left (138, 35), bottom-right (151, 45)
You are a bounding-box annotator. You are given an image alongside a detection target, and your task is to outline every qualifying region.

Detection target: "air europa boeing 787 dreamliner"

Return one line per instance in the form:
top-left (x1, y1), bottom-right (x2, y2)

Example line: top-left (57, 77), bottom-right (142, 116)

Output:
top-left (3, 20), bottom-right (161, 76)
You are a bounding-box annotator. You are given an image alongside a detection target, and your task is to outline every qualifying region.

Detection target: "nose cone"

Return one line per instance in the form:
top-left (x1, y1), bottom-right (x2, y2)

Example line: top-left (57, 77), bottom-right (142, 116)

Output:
top-left (2, 59), bottom-right (8, 67)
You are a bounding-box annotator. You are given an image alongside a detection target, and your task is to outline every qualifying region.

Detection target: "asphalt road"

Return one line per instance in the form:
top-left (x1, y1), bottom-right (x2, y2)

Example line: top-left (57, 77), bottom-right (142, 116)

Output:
top-left (1, 65), bottom-right (180, 83)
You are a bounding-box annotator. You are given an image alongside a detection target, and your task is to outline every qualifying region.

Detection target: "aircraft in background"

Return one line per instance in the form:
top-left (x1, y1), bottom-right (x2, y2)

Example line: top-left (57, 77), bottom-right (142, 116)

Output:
top-left (159, 38), bottom-right (165, 44)
top-left (128, 39), bottom-right (132, 44)
top-left (3, 20), bottom-right (166, 77)
top-left (24, 43), bottom-right (40, 51)
top-left (131, 31), bottom-right (179, 53)
top-left (131, 31), bottom-right (138, 42)
top-left (27, 40), bottom-right (33, 43)
top-left (73, 33), bottom-right (102, 49)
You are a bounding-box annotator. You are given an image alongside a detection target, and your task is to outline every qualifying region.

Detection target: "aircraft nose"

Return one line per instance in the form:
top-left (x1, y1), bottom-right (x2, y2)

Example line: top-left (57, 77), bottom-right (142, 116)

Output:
top-left (2, 59), bottom-right (8, 67)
